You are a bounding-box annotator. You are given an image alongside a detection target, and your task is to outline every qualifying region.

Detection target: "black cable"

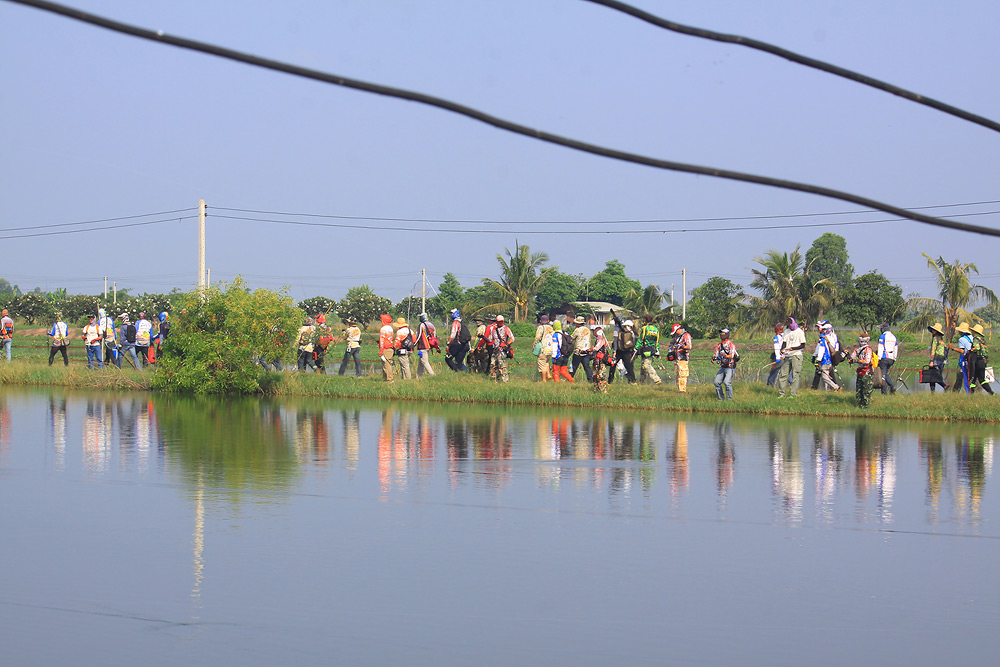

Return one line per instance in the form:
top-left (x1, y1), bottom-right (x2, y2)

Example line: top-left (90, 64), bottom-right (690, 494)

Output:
top-left (0, 216), bottom-right (189, 240)
top-left (6, 0), bottom-right (1000, 239)
top-left (0, 207), bottom-right (197, 232)
top-left (583, 0), bottom-right (1000, 135)
top-left (212, 200), bottom-right (1000, 225)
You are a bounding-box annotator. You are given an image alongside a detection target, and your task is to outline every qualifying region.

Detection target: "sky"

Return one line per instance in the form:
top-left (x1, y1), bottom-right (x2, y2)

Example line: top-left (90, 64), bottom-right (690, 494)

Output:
top-left (2, 0), bottom-right (999, 307)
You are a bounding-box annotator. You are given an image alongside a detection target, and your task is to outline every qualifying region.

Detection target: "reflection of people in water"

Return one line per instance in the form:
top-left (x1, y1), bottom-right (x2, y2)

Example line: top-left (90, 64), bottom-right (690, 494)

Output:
top-left (342, 410), bottom-right (360, 471)
top-left (957, 435), bottom-right (989, 520)
top-left (812, 427), bottom-right (843, 522)
top-left (669, 421), bottom-right (689, 497)
top-left (853, 425), bottom-right (895, 523)
top-left (919, 433), bottom-right (945, 523)
top-left (48, 396), bottom-right (68, 470)
top-left (715, 422), bottom-right (735, 498)
top-left (769, 428), bottom-right (803, 522)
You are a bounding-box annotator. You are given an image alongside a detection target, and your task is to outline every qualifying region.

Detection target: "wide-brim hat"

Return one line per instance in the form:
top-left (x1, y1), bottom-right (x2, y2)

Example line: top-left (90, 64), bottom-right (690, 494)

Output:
top-left (395, 317), bottom-right (407, 327)
top-left (972, 323), bottom-right (986, 336)
top-left (573, 316), bottom-right (585, 324)
top-left (956, 322), bottom-right (972, 334)
top-left (927, 322), bottom-right (944, 336)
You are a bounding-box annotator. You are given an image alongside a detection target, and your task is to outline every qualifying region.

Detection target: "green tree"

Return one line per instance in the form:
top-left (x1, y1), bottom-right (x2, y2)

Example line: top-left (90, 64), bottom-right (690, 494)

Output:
top-left (739, 246), bottom-right (833, 335)
top-left (534, 269), bottom-right (584, 314)
top-left (623, 283), bottom-right (675, 323)
top-left (10, 293), bottom-right (53, 325)
top-left (903, 254), bottom-right (999, 339)
top-left (805, 232), bottom-right (854, 297)
top-left (481, 241), bottom-right (552, 322)
top-left (838, 271), bottom-right (905, 333)
top-left (586, 260), bottom-right (641, 306)
top-left (153, 278), bottom-right (301, 395)
top-left (297, 296), bottom-right (337, 318)
top-left (686, 277), bottom-right (743, 334)
top-left (336, 285), bottom-right (392, 327)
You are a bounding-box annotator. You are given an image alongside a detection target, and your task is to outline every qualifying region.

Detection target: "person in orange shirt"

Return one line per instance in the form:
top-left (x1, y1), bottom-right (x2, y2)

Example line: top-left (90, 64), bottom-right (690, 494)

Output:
top-left (378, 314), bottom-right (395, 383)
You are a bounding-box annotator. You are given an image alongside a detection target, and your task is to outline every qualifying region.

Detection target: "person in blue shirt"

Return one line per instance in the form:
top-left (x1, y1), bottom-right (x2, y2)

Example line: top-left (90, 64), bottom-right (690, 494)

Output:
top-left (951, 322), bottom-right (974, 393)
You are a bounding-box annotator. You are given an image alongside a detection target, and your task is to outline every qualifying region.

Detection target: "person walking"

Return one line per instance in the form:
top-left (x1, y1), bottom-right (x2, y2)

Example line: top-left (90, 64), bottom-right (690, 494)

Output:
top-left (135, 312), bottom-right (153, 364)
top-left (590, 327), bottom-right (613, 393)
top-left (445, 309), bottom-right (471, 372)
top-left (969, 323), bottom-right (995, 395)
top-left (155, 312), bottom-right (170, 360)
top-left (876, 322), bottom-right (898, 395)
top-left (637, 316), bottom-right (662, 385)
top-left (536, 322), bottom-right (554, 382)
top-left (47, 312), bottom-right (70, 367)
top-left (82, 313), bottom-right (103, 369)
top-left (849, 334), bottom-right (876, 409)
top-left (415, 313), bottom-right (437, 377)
top-left (951, 322), bottom-right (974, 393)
top-left (570, 316), bottom-right (593, 382)
top-left (776, 317), bottom-right (806, 398)
top-left (297, 317), bottom-right (317, 372)
top-left (98, 308), bottom-right (121, 369)
top-left (118, 313), bottom-right (142, 369)
top-left (0, 308), bottom-right (13, 361)
top-left (767, 323), bottom-right (785, 387)
top-left (712, 328), bottom-right (738, 400)
top-left (393, 317), bottom-right (413, 380)
top-left (338, 318), bottom-right (363, 376)
top-left (670, 323), bottom-right (693, 393)
top-left (551, 320), bottom-right (574, 383)
top-left (926, 322), bottom-right (948, 392)
top-left (609, 310), bottom-right (637, 385)
top-left (813, 322), bottom-right (841, 391)
top-left (311, 313), bottom-right (333, 373)
top-left (378, 314), bottom-right (395, 382)
top-left (468, 317), bottom-right (489, 373)
top-left (488, 314), bottom-right (515, 383)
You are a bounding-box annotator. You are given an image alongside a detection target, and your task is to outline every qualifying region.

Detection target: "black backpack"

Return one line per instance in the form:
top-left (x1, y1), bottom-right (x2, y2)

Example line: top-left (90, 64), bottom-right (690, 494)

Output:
top-left (125, 324), bottom-right (137, 344)
top-left (458, 322), bottom-right (471, 346)
top-left (559, 331), bottom-right (573, 357)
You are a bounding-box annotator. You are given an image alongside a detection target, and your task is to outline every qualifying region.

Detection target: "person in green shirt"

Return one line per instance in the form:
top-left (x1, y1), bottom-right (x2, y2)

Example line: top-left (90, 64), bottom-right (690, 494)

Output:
top-left (637, 315), bottom-right (662, 385)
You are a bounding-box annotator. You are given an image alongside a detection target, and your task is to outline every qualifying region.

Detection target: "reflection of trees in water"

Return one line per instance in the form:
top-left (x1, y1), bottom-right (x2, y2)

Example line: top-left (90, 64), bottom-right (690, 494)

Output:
top-left (956, 435), bottom-right (992, 523)
top-left (48, 396), bottom-right (67, 471)
top-left (919, 433), bottom-right (946, 523)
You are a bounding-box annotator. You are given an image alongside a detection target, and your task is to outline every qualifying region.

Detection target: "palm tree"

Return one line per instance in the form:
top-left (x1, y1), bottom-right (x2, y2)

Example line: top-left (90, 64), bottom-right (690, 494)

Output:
top-left (738, 246), bottom-right (832, 335)
top-left (903, 254), bottom-right (998, 339)
top-left (623, 283), bottom-right (676, 323)
top-left (480, 241), bottom-right (552, 322)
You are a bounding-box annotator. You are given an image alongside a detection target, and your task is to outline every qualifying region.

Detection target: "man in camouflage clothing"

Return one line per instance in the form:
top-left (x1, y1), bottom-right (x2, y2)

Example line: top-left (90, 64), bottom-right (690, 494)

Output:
top-left (489, 315), bottom-right (515, 383)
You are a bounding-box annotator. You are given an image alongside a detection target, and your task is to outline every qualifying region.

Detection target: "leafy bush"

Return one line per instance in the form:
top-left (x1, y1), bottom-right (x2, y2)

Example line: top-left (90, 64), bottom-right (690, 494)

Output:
top-left (152, 278), bottom-right (301, 395)
top-left (510, 321), bottom-right (535, 339)
top-left (337, 285), bottom-right (392, 327)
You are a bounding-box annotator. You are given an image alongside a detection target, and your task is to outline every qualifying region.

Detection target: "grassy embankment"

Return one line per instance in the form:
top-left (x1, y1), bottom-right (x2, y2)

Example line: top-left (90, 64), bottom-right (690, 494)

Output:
top-left (3, 327), bottom-right (998, 422)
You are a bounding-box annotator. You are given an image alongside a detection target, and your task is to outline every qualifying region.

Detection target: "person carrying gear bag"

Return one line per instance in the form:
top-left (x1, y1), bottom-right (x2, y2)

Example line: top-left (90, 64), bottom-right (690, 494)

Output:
top-left (489, 315), bottom-right (515, 383)
top-left (378, 314), bottom-right (395, 382)
top-left (1, 308), bottom-right (13, 361)
top-left (638, 316), bottom-right (662, 385)
top-left (876, 322), bottom-right (898, 395)
top-left (712, 329), bottom-right (739, 400)
top-left (339, 318), bottom-right (363, 376)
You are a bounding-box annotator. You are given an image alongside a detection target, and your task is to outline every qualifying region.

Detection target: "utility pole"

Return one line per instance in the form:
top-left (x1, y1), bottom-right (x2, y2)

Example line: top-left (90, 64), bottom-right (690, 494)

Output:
top-left (681, 269), bottom-right (687, 321)
top-left (670, 284), bottom-right (674, 311)
top-left (421, 268), bottom-right (426, 315)
top-left (104, 276), bottom-right (107, 299)
top-left (198, 199), bottom-right (206, 290)
top-left (207, 268), bottom-right (211, 288)
top-left (113, 281), bottom-right (117, 306)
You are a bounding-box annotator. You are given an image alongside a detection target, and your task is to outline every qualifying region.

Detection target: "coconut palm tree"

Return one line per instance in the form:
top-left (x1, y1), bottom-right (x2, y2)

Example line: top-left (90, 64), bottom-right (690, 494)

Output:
top-left (480, 242), bottom-right (552, 322)
top-left (623, 283), bottom-right (676, 323)
top-left (737, 246), bottom-right (832, 335)
top-left (903, 254), bottom-right (998, 339)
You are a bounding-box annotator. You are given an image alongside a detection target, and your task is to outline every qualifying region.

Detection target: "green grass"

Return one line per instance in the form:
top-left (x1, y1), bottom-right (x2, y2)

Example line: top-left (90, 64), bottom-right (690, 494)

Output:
top-left (3, 331), bottom-right (998, 423)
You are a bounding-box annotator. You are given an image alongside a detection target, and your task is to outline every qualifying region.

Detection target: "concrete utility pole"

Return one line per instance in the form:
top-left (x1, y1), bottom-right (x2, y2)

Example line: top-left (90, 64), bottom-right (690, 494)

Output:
top-left (198, 199), bottom-right (206, 290)
top-left (104, 276), bottom-right (107, 299)
top-left (207, 268), bottom-right (211, 288)
top-left (682, 268), bottom-right (686, 321)
top-left (113, 281), bottom-right (117, 306)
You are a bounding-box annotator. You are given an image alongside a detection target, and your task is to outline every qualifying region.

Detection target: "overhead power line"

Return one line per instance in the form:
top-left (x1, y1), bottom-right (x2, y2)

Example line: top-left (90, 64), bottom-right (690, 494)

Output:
top-left (583, 0), bottom-right (1000, 135)
top-left (0, 207), bottom-right (197, 232)
top-left (0, 216), bottom-right (192, 240)
top-left (210, 211), bottom-right (999, 235)
top-left (6, 0), bottom-right (1000, 239)
top-left (212, 203), bottom-right (1000, 227)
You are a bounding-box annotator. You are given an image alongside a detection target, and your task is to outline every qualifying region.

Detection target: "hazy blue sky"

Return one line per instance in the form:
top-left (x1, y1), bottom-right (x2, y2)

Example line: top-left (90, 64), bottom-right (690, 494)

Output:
top-left (2, 0), bottom-right (999, 305)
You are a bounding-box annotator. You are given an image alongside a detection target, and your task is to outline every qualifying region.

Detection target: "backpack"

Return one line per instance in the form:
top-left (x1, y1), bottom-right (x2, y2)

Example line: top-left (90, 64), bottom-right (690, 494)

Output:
top-left (559, 330), bottom-right (573, 357)
top-left (124, 324), bottom-right (137, 344)
top-left (316, 332), bottom-right (334, 349)
top-left (620, 330), bottom-right (635, 351)
top-left (457, 322), bottom-right (471, 346)
top-left (399, 330), bottom-right (415, 351)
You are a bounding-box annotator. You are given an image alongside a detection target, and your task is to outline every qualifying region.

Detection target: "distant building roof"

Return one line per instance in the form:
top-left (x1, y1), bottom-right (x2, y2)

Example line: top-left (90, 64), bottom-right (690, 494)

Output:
top-left (572, 301), bottom-right (626, 312)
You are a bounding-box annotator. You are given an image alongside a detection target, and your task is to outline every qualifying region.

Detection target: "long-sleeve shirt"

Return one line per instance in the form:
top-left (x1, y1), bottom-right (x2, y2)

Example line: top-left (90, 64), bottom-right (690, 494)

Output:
top-left (877, 331), bottom-right (898, 360)
top-left (379, 324), bottom-right (395, 354)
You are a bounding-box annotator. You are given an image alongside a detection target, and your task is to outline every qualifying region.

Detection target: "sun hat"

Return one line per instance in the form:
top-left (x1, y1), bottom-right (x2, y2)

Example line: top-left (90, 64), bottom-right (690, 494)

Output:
top-left (395, 317), bottom-right (407, 327)
top-left (956, 322), bottom-right (972, 334)
top-left (927, 322), bottom-right (945, 336)
top-left (972, 323), bottom-right (986, 336)
top-left (573, 316), bottom-right (585, 324)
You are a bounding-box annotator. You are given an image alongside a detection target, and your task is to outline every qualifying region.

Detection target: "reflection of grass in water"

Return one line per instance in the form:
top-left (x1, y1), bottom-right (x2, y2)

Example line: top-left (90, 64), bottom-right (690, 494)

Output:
top-left (153, 394), bottom-right (300, 492)
top-left (277, 372), bottom-right (1000, 423)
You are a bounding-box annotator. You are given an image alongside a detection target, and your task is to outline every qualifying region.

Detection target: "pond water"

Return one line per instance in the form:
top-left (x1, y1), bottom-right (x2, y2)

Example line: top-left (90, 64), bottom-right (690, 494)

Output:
top-left (1, 387), bottom-right (997, 665)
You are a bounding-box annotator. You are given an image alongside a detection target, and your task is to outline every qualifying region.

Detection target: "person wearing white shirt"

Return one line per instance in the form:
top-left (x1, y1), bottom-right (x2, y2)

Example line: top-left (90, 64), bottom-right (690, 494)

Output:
top-left (876, 322), bottom-right (898, 395)
top-left (776, 317), bottom-right (806, 398)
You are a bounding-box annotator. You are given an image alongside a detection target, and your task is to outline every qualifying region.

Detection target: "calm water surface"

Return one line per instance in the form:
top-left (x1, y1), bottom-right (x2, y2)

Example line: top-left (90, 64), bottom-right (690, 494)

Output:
top-left (1, 387), bottom-right (997, 665)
